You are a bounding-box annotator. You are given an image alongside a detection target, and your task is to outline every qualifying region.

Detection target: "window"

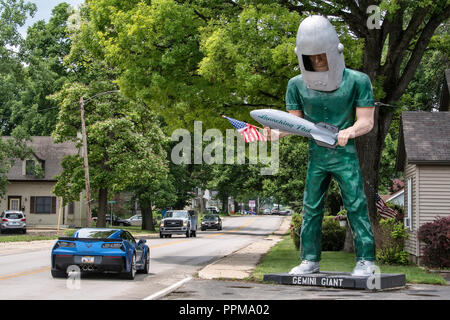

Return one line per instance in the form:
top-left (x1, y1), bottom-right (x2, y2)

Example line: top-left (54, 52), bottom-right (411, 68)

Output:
top-left (122, 231), bottom-right (136, 244)
top-left (30, 196), bottom-right (56, 214)
top-left (68, 202), bottom-right (74, 215)
top-left (77, 229), bottom-right (117, 239)
top-left (25, 160), bottom-right (35, 176)
top-left (5, 213), bottom-right (23, 219)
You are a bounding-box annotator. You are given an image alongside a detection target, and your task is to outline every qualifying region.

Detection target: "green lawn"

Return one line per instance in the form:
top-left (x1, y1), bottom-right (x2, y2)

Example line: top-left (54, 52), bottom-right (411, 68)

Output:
top-left (251, 235), bottom-right (447, 285)
top-left (0, 234), bottom-right (58, 242)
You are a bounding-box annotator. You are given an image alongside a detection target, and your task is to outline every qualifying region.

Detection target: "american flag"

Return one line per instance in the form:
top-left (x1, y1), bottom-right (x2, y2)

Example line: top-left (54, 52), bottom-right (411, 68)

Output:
top-left (223, 116), bottom-right (266, 143)
top-left (374, 191), bottom-right (398, 219)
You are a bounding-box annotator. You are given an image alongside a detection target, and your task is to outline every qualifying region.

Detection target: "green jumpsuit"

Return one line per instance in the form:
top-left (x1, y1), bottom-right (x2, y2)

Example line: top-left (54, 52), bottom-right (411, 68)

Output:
top-left (286, 68), bottom-right (376, 262)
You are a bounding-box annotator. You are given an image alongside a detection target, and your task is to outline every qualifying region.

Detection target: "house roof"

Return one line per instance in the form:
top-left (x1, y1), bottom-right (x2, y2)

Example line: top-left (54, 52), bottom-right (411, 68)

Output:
top-left (386, 188), bottom-right (404, 203)
top-left (396, 111), bottom-right (450, 171)
top-left (439, 69), bottom-right (449, 112)
top-left (3, 136), bottom-right (79, 181)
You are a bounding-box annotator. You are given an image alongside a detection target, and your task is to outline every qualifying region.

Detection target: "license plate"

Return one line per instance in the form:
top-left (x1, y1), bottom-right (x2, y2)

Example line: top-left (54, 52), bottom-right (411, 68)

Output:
top-left (81, 256), bottom-right (95, 264)
top-left (9, 222), bottom-right (19, 225)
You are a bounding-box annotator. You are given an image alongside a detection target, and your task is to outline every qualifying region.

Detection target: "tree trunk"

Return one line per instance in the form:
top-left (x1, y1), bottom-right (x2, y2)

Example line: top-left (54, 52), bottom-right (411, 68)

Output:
top-left (221, 194), bottom-right (228, 214)
top-left (141, 200), bottom-right (155, 231)
top-left (343, 223), bottom-right (354, 253)
top-left (96, 188), bottom-right (108, 228)
top-left (355, 106), bottom-right (394, 228)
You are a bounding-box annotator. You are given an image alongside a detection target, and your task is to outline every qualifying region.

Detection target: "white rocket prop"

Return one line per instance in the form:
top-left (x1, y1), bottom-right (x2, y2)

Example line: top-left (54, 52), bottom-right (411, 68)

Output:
top-left (250, 109), bottom-right (339, 149)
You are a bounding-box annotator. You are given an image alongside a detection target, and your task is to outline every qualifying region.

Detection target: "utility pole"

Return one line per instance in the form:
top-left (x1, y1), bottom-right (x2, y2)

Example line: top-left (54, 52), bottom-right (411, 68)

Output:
top-left (78, 90), bottom-right (120, 228)
top-left (80, 96), bottom-right (92, 227)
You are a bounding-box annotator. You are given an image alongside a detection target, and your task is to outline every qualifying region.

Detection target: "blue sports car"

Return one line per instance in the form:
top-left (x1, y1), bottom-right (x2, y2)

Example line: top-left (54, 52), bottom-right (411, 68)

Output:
top-left (51, 228), bottom-right (150, 280)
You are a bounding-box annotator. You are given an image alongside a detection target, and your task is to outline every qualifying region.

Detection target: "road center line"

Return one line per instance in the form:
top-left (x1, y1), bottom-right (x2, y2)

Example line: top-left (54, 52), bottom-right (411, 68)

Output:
top-left (0, 266), bottom-right (50, 281)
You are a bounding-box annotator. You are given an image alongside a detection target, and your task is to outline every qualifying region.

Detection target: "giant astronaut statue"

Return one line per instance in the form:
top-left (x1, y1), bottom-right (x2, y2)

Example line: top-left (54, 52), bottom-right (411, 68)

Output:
top-left (265, 15), bottom-right (377, 276)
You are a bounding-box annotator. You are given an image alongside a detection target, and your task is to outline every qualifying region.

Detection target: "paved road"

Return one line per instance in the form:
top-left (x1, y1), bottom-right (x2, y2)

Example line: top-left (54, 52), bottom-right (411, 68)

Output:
top-left (0, 215), bottom-right (284, 300)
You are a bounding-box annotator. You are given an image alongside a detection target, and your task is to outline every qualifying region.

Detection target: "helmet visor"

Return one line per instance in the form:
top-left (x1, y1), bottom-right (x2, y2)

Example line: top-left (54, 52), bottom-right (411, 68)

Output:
top-left (302, 53), bottom-right (329, 72)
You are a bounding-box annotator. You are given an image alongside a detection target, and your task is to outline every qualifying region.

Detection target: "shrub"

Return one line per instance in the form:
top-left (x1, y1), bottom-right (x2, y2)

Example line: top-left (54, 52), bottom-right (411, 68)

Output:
top-left (321, 216), bottom-right (346, 251)
top-left (290, 214), bottom-right (346, 251)
top-left (387, 203), bottom-right (404, 221)
top-left (376, 218), bottom-right (410, 265)
top-left (417, 216), bottom-right (450, 268)
top-left (290, 213), bottom-right (303, 250)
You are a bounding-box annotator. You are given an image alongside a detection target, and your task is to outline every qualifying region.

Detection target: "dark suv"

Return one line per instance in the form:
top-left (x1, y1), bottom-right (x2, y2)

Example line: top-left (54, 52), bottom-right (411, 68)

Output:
top-left (201, 214), bottom-right (222, 231)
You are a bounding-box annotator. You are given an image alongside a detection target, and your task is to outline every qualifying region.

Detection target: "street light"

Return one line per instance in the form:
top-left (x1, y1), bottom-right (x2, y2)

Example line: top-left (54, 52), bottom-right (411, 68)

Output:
top-left (79, 90), bottom-right (120, 227)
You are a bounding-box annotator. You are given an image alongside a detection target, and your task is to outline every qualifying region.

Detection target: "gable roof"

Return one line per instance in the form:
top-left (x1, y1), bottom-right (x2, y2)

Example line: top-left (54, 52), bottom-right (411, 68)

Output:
top-left (439, 69), bottom-right (449, 112)
top-left (4, 136), bottom-right (79, 181)
top-left (396, 111), bottom-right (450, 171)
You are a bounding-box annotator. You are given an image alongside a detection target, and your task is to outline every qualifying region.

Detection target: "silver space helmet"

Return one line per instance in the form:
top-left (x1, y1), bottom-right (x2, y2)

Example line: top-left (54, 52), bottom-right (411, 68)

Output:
top-left (295, 15), bottom-right (345, 92)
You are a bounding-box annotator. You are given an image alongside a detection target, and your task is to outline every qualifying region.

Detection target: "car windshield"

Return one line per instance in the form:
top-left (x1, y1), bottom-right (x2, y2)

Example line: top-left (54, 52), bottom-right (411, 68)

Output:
top-left (5, 213), bottom-right (23, 219)
top-left (76, 229), bottom-right (117, 239)
top-left (165, 211), bottom-right (188, 218)
top-left (203, 215), bottom-right (217, 221)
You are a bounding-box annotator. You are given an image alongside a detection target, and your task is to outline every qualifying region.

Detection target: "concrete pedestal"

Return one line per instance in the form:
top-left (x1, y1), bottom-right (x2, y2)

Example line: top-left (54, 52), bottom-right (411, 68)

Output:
top-left (263, 272), bottom-right (406, 290)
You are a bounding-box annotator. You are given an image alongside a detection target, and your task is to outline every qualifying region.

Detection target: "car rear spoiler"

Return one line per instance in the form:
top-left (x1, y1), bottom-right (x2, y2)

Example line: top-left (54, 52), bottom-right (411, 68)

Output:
top-left (58, 237), bottom-right (122, 242)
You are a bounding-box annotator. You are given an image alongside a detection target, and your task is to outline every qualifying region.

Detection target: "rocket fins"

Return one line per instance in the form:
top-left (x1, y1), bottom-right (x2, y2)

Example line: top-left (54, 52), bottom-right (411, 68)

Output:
top-left (316, 122), bottom-right (339, 134)
top-left (310, 132), bottom-right (337, 149)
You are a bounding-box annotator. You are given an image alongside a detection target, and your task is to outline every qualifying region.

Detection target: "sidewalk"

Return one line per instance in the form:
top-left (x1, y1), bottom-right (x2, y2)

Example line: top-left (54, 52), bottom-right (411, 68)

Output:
top-left (198, 215), bottom-right (291, 280)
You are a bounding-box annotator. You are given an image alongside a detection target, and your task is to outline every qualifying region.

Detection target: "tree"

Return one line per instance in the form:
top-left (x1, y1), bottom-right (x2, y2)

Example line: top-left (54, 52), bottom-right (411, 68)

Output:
top-left (10, 3), bottom-right (74, 136)
top-left (0, 128), bottom-right (35, 200)
top-left (0, 0), bottom-right (36, 134)
top-left (51, 79), bottom-right (169, 227)
top-left (82, 0), bottom-right (450, 226)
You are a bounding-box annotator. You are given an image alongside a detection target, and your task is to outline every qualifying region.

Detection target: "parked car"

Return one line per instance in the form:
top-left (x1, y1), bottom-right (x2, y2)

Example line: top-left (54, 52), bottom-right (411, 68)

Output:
top-left (0, 210), bottom-right (26, 234)
top-left (201, 214), bottom-right (222, 231)
top-left (91, 216), bottom-right (131, 226)
top-left (107, 215), bottom-right (131, 226)
top-left (271, 208), bottom-right (280, 215)
top-left (263, 208), bottom-right (271, 215)
top-left (51, 228), bottom-right (150, 279)
top-left (279, 210), bottom-right (292, 216)
top-left (126, 215), bottom-right (142, 226)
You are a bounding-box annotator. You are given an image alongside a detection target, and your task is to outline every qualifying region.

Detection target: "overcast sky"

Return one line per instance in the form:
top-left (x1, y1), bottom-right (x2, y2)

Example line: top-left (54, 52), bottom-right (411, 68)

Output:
top-left (19, 0), bottom-right (85, 37)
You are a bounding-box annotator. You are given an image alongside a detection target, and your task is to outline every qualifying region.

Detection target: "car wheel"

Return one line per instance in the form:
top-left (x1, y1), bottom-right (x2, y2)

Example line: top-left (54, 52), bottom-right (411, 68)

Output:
top-left (124, 253), bottom-right (136, 280)
top-left (22, 229), bottom-right (26, 234)
top-left (186, 229), bottom-right (190, 238)
top-left (51, 269), bottom-right (67, 278)
top-left (160, 232), bottom-right (163, 238)
top-left (201, 228), bottom-right (205, 231)
top-left (138, 251), bottom-right (150, 274)
top-left (192, 231), bottom-right (196, 237)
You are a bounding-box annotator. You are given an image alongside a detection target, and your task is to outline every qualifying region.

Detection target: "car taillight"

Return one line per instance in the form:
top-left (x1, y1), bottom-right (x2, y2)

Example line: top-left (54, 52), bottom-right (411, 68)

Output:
top-left (21, 218), bottom-right (26, 222)
top-left (102, 243), bottom-right (124, 250)
top-left (56, 241), bottom-right (76, 248)
top-left (2, 219), bottom-right (8, 222)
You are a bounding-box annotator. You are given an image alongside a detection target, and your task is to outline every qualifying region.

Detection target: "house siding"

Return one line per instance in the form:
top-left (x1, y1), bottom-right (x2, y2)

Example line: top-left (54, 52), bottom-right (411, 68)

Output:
top-left (403, 164), bottom-right (450, 263)
top-left (1, 181), bottom-right (84, 227)
top-left (417, 166), bottom-right (450, 262)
